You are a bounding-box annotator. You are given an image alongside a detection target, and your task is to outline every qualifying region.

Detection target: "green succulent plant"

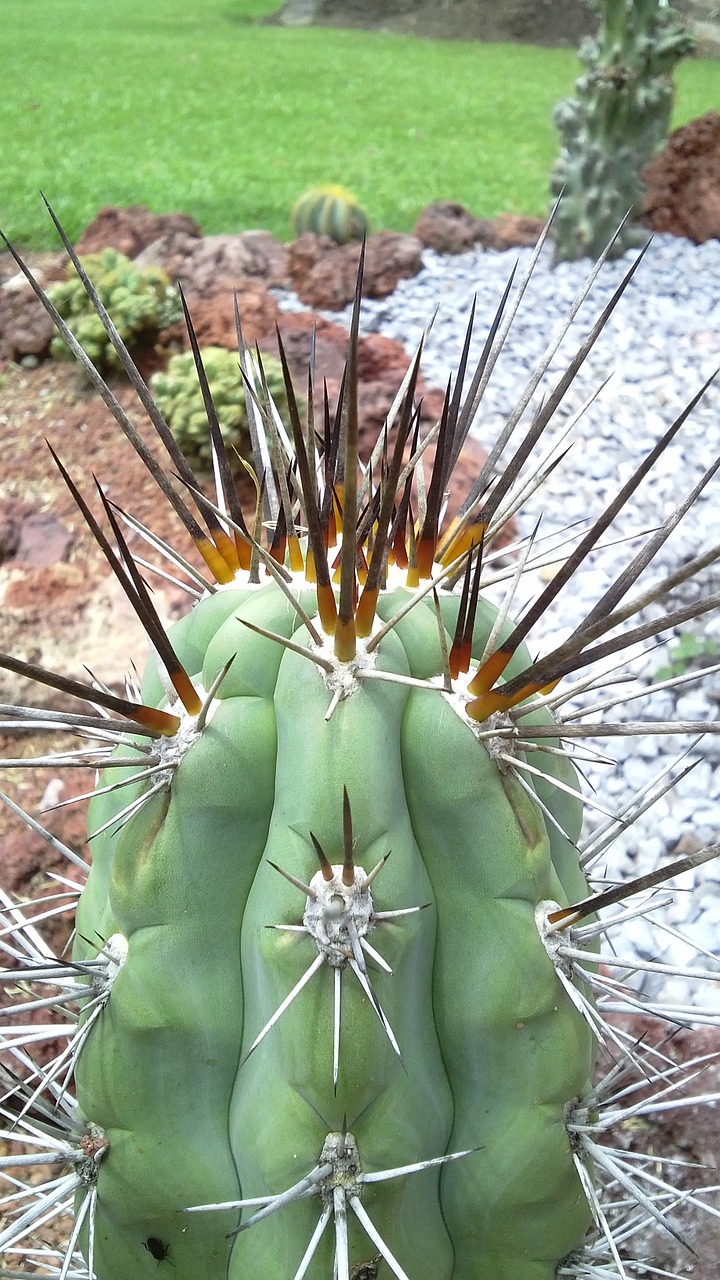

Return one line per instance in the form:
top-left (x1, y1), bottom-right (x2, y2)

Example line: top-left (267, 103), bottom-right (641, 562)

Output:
top-left (292, 184), bottom-right (370, 244)
top-left (149, 346), bottom-right (294, 473)
top-left (550, 0), bottom-right (696, 261)
top-left (48, 248), bottom-right (182, 368)
top-left (0, 206), bottom-right (719, 1280)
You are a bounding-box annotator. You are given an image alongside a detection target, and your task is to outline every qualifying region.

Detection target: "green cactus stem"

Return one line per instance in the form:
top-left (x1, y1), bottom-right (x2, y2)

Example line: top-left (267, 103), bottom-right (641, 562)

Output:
top-left (550, 0), bottom-right (696, 262)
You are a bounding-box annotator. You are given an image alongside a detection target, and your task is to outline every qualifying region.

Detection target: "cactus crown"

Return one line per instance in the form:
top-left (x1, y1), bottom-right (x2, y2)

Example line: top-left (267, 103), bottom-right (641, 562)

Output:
top-left (0, 203), bottom-right (719, 1280)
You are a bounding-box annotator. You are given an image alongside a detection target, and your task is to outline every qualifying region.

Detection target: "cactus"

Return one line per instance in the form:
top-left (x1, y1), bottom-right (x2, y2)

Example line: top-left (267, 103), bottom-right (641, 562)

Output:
top-left (292, 184), bottom-right (370, 244)
top-left (0, 209), bottom-right (719, 1280)
top-left (550, 0), bottom-right (696, 262)
top-left (48, 248), bottom-right (182, 369)
top-left (149, 346), bottom-right (296, 473)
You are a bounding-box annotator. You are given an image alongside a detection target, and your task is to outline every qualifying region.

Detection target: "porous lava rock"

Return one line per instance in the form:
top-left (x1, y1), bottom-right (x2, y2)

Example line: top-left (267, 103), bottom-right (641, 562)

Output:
top-left (414, 203), bottom-right (545, 255)
top-left (484, 213), bottom-right (545, 251)
top-left (287, 231), bottom-right (423, 309)
top-left (0, 283), bottom-right (54, 361)
top-left (414, 202), bottom-right (496, 253)
top-left (132, 231), bottom-right (202, 279)
top-left (0, 254), bottom-right (66, 361)
top-left (227, 307), bottom-right (444, 447)
top-left (421, 433), bottom-right (516, 536)
top-left (158, 299), bottom-right (508, 535)
top-left (158, 280), bottom-right (281, 352)
top-left (242, 309), bottom-right (514, 538)
top-left (74, 205), bottom-right (202, 258)
top-left (137, 230), bottom-right (289, 294)
top-left (0, 498), bottom-right (72, 570)
top-left (641, 110), bottom-right (720, 244)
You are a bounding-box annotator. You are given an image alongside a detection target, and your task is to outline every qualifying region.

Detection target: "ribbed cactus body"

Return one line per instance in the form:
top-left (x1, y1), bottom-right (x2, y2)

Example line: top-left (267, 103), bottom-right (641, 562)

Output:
top-left (292, 185), bottom-right (370, 244)
top-left (72, 579), bottom-right (594, 1280)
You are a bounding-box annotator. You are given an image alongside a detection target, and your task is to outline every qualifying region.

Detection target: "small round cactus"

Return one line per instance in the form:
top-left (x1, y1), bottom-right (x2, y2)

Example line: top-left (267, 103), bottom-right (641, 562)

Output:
top-left (149, 346), bottom-right (293, 472)
top-left (292, 184), bottom-right (370, 244)
top-left (48, 248), bottom-right (182, 368)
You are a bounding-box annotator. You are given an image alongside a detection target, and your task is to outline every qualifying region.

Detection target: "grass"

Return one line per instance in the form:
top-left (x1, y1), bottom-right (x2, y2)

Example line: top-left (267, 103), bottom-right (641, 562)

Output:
top-left (3, 0), bottom-right (718, 249)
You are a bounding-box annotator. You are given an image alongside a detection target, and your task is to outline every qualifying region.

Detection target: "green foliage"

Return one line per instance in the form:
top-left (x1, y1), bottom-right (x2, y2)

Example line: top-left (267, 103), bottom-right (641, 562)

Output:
top-left (150, 347), bottom-right (294, 471)
top-left (2, 0), bottom-right (716, 250)
top-left (654, 629), bottom-right (720, 681)
top-left (48, 249), bottom-right (182, 369)
top-left (550, 0), bottom-right (697, 261)
top-left (292, 184), bottom-right (370, 243)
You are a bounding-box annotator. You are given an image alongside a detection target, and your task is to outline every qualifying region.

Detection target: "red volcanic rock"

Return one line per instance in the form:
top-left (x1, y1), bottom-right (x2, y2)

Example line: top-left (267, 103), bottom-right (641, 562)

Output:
top-left (1, 500), bottom-right (74, 577)
top-left (74, 205), bottom-right (202, 258)
top-left (132, 230), bottom-right (202, 278)
top-left (252, 310), bottom-right (515, 543)
top-left (422, 433), bottom-right (511, 537)
top-left (414, 201), bottom-right (495, 253)
top-left (162, 302), bottom-right (509, 542)
top-left (414, 203), bottom-right (545, 254)
top-left (287, 231), bottom-right (423, 309)
top-left (0, 255), bottom-right (66, 361)
top-left (642, 111), bottom-right (720, 244)
top-left (138, 230), bottom-right (289, 295)
top-left (483, 213), bottom-right (545, 251)
top-left (0, 284), bottom-right (54, 360)
top-left (159, 279), bottom-right (281, 352)
top-left (254, 309), bottom-right (438, 448)
top-left (160, 301), bottom-right (436, 452)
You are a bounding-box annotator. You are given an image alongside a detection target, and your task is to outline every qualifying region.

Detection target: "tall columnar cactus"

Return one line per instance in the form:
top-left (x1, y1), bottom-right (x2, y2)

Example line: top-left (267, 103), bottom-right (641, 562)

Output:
top-left (0, 211), bottom-right (719, 1280)
top-left (550, 0), bottom-right (696, 262)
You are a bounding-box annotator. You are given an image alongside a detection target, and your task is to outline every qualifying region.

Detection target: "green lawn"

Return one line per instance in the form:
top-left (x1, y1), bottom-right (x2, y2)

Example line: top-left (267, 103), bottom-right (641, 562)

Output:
top-left (3, 0), bottom-right (717, 249)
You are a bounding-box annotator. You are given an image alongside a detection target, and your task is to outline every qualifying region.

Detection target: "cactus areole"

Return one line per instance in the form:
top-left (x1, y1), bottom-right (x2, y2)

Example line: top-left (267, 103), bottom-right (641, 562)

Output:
top-left (1, 212), bottom-right (719, 1280)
